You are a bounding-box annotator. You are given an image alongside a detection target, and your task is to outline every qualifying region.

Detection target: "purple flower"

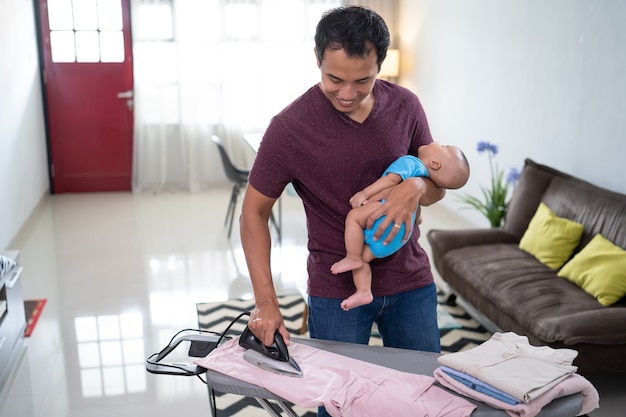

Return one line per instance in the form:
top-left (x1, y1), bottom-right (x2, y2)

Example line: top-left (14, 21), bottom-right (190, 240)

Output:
top-left (506, 167), bottom-right (521, 185)
top-left (460, 140), bottom-right (519, 228)
top-left (477, 141), bottom-right (498, 155)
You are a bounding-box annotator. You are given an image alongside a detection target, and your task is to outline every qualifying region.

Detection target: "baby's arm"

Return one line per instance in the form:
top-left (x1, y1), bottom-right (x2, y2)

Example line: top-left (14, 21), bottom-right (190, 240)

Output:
top-left (350, 173), bottom-right (402, 208)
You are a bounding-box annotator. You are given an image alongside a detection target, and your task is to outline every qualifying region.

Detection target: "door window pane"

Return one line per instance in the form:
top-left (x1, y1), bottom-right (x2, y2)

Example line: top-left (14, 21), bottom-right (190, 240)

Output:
top-left (73, 0), bottom-right (99, 30)
top-left (100, 31), bottom-right (125, 62)
top-left (98, 0), bottom-right (124, 30)
top-left (48, 0), bottom-right (74, 30)
top-left (50, 31), bottom-right (76, 62)
top-left (75, 31), bottom-right (101, 62)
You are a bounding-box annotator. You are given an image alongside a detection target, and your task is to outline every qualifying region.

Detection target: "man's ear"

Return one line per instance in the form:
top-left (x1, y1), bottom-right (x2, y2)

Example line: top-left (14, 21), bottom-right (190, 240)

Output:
top-left (314, 47), bottom-right (321, 68)
top-left (429, 160), bottom-right (441, 171)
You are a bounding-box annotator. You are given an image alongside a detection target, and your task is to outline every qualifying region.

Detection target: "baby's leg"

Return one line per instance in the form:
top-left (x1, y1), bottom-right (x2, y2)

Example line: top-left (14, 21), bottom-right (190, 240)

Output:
top-left (331, 203), bottom-right (381, 274)
top-left (331, 256), bottom-right (362, 274)
top-left (341, 262), bottom-right (374, 311)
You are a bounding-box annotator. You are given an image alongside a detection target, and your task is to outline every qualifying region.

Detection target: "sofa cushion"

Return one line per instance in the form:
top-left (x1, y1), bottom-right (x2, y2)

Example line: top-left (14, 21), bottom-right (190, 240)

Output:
top-left (540, 176), bottom-right (626, 250)
top-left (558, 234), bottom-right (626, 306)
top-left (519, 202), bottom-right (584, 269)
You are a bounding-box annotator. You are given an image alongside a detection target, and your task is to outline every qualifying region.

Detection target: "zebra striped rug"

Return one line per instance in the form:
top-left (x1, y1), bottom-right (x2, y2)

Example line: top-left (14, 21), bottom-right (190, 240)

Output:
top-left (196, 292), bottom-right (491, 417)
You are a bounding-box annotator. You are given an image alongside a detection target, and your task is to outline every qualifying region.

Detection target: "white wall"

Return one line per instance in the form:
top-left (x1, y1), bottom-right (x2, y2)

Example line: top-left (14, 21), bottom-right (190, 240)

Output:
top-left (0, 0), bottom-right (49, 249)
top-left (400, 0), bottom-right (626, 227)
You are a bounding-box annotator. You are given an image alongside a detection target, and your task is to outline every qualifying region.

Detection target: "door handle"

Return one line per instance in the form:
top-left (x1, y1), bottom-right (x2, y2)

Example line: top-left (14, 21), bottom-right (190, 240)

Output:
top-left (117, 90), bottom-right (134, 110)
top-left (117, 90), bottom-right (133, 99)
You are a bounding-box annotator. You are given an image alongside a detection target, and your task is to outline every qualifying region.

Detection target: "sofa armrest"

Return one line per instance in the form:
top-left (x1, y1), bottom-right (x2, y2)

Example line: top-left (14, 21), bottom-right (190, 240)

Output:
top-left (427, 228), bottom-right (518, 254)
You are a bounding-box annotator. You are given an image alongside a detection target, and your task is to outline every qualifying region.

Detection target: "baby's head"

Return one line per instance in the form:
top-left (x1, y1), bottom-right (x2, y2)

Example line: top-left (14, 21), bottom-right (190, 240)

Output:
top-left (418, 143), bottom-right (470, 189)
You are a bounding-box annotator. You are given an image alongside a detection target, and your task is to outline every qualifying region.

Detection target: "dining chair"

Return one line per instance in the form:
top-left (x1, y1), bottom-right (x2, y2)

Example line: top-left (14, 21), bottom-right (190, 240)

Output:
top-left (211, 135), bottom-right (279, 239)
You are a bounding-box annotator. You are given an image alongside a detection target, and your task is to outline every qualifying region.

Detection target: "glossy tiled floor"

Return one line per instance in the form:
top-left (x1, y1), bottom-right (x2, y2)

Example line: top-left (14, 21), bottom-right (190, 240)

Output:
top-left (1, 189), bottom-right (311, 417)
top-left (1, 189), bottom-right (623, 417)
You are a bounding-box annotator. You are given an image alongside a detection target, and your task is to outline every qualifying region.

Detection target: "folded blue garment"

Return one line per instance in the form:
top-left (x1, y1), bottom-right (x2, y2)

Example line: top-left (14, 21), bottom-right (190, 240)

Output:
top-left (440, 365), bottom-right (521, 405)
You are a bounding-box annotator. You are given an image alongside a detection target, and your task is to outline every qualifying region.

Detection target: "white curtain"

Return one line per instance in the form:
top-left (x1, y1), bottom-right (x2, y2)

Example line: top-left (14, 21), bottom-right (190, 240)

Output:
top-left (130, 0), bottom-right (341, 192)
top-left (350, 0), bottom-right (399, 46)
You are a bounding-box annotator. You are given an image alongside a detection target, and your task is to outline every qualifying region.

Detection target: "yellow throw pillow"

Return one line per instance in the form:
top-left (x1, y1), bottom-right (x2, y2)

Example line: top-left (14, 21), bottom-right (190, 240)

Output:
top-left (558, 234), bottom-right (626, 306)
top-left (519, 202), bottom-right (584, 269)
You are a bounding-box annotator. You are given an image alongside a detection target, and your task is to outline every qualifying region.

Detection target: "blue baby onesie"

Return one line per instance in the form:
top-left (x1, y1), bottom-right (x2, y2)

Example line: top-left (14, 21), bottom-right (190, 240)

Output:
top-left (364, 155), bottom-right (428, 258)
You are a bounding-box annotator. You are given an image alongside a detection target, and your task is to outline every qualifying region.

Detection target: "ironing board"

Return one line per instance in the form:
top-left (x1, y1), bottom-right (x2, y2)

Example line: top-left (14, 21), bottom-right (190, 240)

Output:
top-left (203, 337), bottom-right (584, 417)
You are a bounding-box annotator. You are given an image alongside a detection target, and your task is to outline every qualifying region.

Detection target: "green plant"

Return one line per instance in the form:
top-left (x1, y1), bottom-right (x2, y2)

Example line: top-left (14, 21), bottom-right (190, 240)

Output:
top-left (460, 141), bottom-right (520, 228)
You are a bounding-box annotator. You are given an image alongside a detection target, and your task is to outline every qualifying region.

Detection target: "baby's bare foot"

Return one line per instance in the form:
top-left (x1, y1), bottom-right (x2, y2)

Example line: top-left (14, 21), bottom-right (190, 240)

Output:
top-left (340, 292), bottom-right (374, 311)
top-left (331, 258), bottom-right (363, 274)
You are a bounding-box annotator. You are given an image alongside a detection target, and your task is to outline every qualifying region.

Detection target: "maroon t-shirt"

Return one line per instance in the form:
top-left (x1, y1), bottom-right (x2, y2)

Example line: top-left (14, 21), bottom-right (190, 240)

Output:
top-left (249, 80), bottom-right (435, 299)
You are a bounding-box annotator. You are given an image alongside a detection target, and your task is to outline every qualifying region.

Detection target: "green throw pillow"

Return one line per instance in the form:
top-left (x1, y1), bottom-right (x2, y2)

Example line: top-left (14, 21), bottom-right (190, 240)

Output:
top-left (519, 202), bottom-right (584, 269)
top-left (558, 234), bottom-right (626, 306)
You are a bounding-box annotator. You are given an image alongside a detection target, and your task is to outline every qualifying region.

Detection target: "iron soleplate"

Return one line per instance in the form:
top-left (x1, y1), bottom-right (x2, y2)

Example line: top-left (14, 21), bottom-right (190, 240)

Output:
top-left (243, 349), bottom-right (303, 378)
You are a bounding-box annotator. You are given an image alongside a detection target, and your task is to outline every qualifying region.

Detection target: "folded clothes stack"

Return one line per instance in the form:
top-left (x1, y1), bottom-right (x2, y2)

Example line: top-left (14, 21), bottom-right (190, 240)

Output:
top-left (433, 332), bottom-right (600, 417)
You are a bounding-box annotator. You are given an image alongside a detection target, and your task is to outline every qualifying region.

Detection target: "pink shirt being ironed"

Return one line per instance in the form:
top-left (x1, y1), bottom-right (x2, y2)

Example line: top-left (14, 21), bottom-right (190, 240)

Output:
top-left (195, 338), bottom-right (476, 417)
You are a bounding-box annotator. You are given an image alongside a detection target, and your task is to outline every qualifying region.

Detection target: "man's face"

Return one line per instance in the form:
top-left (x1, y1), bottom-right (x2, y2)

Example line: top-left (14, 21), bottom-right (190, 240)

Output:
top-left (316, 46), bottom-right (379, 115)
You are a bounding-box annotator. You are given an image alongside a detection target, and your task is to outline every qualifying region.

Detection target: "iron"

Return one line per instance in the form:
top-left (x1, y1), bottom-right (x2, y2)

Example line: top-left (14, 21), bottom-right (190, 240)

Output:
top-left (239, 326), bottom-right (303, 378)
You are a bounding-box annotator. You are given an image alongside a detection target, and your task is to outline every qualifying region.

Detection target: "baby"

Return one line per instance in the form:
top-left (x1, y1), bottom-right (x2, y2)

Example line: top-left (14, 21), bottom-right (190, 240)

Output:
top-left (331, 143), bottom-right (470, 310)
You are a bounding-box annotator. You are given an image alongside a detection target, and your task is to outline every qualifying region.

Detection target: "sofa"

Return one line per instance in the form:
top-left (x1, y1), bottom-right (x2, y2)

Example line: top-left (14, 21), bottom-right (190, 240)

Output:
top-left (427, 159), bottom-right (626, 375)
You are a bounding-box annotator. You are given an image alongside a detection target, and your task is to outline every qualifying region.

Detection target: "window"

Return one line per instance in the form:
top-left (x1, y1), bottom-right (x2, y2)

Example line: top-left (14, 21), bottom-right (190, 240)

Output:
top-left (48, 0), bottom-right (125, 63)
top-left (131, 0), bottom-right (342, 192)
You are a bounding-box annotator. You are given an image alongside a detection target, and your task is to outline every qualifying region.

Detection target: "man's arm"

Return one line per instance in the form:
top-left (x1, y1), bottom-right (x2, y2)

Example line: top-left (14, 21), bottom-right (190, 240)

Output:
top-left (239, 184), bottom-right (290, 346)
top-left (366, 177), bottom-right (445, 243)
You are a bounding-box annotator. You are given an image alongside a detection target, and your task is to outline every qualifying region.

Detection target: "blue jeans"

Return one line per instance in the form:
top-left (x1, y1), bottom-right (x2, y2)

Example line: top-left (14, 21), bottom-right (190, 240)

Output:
top-left (307, 283), bottom-right (440, 417)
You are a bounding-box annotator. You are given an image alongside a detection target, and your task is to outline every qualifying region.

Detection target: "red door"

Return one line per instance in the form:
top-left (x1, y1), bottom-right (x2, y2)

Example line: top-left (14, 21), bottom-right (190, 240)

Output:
top-left (37, 0), bottom-right (134, 193)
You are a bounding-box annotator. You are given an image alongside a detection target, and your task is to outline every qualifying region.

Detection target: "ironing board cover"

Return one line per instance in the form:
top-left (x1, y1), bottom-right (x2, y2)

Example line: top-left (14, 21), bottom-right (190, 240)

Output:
top-left (196, 337), bottom-right (476, 417)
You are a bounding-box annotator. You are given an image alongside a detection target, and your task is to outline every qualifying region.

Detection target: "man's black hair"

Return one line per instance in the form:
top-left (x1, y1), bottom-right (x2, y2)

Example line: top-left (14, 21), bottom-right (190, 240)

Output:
top-left (314, 6), bottom-right (390, 70)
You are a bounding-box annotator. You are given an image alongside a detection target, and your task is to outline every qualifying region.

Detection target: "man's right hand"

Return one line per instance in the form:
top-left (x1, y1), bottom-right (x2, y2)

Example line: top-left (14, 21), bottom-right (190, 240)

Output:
top-left (247, 302), bottom-right (290, 347)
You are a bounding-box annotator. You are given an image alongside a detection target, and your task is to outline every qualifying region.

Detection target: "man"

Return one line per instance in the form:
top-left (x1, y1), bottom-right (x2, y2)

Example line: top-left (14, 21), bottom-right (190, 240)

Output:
top-left (241, 5), bottom-right (443, 357)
